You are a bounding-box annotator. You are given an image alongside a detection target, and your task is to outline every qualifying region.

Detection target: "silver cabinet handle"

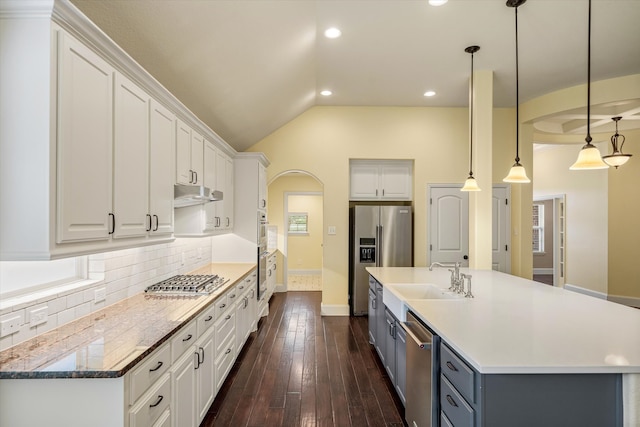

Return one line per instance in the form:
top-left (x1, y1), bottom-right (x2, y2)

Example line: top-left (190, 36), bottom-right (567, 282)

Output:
top-left (446, 361), bottom-right (458, 372)
top-left (446, 395), bottom-right (458, 407)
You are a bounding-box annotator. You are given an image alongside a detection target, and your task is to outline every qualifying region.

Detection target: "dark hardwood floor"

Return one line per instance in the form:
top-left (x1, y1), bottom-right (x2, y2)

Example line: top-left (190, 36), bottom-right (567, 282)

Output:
top-left (202, 291), bottom-right (406, 427)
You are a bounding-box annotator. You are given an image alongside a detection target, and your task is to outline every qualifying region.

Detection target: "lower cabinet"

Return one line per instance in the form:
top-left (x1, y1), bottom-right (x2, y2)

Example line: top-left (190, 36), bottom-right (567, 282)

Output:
top-left (369, 276), bottom-right (406, 407)
top-left (171, 351), bottom-right (196, 427)
top-left (195, 328), bottom-right (216, 424)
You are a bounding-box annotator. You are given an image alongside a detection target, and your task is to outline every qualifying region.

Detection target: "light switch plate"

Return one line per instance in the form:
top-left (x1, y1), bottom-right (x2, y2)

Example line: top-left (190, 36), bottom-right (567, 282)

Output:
top-left (328, 226), bottom-right (337, 235)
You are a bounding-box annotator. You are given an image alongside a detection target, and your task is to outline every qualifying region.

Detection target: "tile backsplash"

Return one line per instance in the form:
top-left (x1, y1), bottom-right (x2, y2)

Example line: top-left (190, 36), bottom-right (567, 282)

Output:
top-left (0, 238), bottom-right (213, 351)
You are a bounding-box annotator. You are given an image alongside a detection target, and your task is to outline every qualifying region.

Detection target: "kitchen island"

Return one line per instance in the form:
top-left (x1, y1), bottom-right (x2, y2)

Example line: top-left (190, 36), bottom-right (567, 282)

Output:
top-left (367, 267), bottom-right (640, 427)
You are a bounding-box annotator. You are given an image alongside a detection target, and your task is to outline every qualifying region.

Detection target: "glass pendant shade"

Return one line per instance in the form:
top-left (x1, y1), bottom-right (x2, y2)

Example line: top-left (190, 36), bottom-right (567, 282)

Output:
top-left (602, 152), bottom-right (631, 168)
top-left (503, 163), bottom-right (531, 183)
top-left (461, 175), bottom-right (481, 192)
top-left (569, 144), bottom-right (608, 170)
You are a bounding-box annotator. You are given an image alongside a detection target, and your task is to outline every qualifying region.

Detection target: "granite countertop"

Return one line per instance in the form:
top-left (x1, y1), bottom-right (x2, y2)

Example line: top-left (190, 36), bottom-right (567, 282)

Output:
top-left (0, 263), bottom-right (255, 379)
top-left (367, 267), bottom-right (640, 375)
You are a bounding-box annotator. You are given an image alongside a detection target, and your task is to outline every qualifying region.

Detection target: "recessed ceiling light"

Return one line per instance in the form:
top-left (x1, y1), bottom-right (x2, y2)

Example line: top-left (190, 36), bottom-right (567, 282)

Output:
top-left (428, 0), bottom-right (448, 6)
top-left (320, 90), bottom-right (333, 96)
top-left (424, 90), bottom-right (436, 97)
top-left (324, 27), bottom-right (342, 39)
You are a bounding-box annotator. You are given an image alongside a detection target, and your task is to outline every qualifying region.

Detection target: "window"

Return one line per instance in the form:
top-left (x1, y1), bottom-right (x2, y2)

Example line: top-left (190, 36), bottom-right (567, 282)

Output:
top-left (532, 203), bottom-right (544, 253)
top-left (0, 256), bottom-right (88, 299)
top-left (288, 213), bottom-right (308, 234)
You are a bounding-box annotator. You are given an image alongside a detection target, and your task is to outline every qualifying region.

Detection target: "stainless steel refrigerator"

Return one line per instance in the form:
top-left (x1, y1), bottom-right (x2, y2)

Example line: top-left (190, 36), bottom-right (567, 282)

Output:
top-left (349, 205), bottom-right (413, 316)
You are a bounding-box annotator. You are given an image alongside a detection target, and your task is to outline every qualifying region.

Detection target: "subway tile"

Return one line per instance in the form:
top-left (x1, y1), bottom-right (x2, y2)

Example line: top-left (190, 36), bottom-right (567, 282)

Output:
top-left (66, 291), bottom-right (84, 308)
top-left (57, 307), bottom-right (76, 327)
top-left (75, 302), bottom-right (91, 318)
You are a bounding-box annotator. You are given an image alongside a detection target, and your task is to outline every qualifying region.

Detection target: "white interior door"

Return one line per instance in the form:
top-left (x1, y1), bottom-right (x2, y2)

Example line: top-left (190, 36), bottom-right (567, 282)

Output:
top-left (429, 186), bottom-right (469, 266)
top-left (492, 185), bottom-right (511, 273)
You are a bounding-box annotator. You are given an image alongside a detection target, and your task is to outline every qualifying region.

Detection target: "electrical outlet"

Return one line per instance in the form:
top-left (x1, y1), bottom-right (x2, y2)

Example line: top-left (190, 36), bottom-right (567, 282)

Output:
top-left (29, 307), bottom-right (48, 327)
top-left (0, 316), bottom-right (21, 338)
top-left (94, 287), bottom-right (106, 303)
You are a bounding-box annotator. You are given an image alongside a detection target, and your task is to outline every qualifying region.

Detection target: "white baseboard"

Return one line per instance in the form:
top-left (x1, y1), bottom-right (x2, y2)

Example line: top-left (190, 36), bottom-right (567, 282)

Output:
top-left (564, 284), bottom-right (607, 300)
top-left (321, 303), bottom-right (349, 316)
top-left (608, 294), bottom-right (640, 309)
top-left (275, 283), bottom-right (286, 293)
top-left (533, 268), bottom-right (553, 275)
top-left (288, 269), bottom-right (321, 276)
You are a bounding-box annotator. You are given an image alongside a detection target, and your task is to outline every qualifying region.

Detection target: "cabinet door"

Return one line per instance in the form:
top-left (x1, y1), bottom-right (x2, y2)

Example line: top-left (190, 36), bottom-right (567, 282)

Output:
top-left (57, 32), bottom-right (114, 243)
top-left (149, 100), bottom-right (175, 236)
top-left (203, 141), bottom-right (218, 231)
top-left (225, 156), bottom-right (234, 229)
top-left (176, 119), bottom-right (191, 185)
top-left (368, 287), bottom-right (377, 345)
top-left (113, 73), bottom-right (149, 239)
top-left (380, 163), bottom-right (412, 200)
top-left (384, 309), bottom-right (397, 385)
top-left (374, 284), bottom-right (386, 364)
top-left (196, 329), bottom-right (216, 424)
top-left (215, 150), bottom-right (227, 228)
top-left (235, 295), bottom-right (248, 351)
top-left (258, 163), bottom-right (267, 210)
top-left (350, 163), bottom-right (379, 200)
top-left (190, 131), bottom-right (204, 185)
top-left (172, 351), bottom-right (197, 427)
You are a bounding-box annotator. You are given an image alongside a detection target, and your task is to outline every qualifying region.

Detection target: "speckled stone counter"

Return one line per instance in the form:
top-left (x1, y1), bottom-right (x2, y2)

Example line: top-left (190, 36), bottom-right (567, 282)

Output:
top-left (0, 263), bottom-right (255, 379)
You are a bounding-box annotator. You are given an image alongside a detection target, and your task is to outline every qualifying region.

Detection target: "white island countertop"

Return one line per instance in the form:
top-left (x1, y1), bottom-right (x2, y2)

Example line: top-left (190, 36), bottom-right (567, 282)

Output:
top-left (366, 267), bottom-right (640, 375)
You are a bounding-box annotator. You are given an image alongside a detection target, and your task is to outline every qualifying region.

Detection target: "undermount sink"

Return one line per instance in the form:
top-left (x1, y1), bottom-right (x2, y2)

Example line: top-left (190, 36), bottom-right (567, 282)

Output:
top-left (383, 282), bottom-right (463, 321)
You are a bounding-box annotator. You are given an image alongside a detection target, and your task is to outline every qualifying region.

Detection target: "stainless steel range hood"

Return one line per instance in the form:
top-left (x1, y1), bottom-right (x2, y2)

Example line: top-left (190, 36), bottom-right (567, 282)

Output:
top-left (174, 184), bottom-right (223, 208)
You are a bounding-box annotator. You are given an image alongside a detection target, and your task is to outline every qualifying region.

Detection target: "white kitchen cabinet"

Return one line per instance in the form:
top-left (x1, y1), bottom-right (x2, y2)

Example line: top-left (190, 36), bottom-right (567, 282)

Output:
top-left (57, 30), bottom-right (114, 243)
top-left (195, 327), bottom-right (216, 424)
top-left (171, 349), bottom-right (197, 427)
top-left (349, 160), bottom-right (413, 201)
top-left (176, 119), bottom-right (204, 185)
top-left (113, 73), bottom-right (150, 239)
top-left (129, 373), bottom-right (171, 427)
top-left (234, 153), bottom-right (270, 244)
top-left (225, 155), bottom-right (235, 230)
top-left (149, 100), bottom-right (176, 236)
top-left (266, 252), bottom-right (277, 302)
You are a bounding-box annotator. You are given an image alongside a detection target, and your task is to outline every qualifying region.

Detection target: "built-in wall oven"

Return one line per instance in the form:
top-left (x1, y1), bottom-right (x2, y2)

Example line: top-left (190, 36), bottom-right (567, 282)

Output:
top-left (257, 213), bottom-right (268, 300)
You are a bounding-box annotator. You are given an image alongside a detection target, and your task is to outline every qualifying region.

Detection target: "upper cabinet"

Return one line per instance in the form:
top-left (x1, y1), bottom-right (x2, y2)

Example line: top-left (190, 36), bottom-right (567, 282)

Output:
top-left (176, 120), bottom-right (204, 186)
top-left (350, 160), bottom-right (413, 201)
top-left (234, 154), bottom-right (270, 244)
top-left (0, 2), bottom-right (236, 259)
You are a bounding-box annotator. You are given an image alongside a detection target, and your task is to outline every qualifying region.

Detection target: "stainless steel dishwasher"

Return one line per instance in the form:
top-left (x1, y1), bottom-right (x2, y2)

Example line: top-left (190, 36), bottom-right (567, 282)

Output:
top-left (401, 311), bottom-right (439, 427)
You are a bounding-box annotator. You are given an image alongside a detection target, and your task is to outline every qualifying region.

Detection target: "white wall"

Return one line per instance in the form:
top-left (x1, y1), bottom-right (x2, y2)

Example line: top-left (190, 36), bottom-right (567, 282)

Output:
top-left (533, 144), bottom-right (608, 294)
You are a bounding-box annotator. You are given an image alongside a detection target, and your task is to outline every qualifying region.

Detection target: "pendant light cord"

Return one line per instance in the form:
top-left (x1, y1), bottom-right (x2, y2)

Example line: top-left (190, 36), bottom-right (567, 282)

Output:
top-left (515, 6), bottom-right (520, 164)
top-left (469, 51), bottom-right (474, 177)
top-left (586, 0), bottom-right (592, 145)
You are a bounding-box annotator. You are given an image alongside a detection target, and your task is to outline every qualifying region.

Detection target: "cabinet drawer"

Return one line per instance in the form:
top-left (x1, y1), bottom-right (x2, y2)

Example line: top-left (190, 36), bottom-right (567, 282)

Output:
top-left (226, 286), bottom-right (240, 307)
top-left (215, 309), bottom-right (235, 355)
top-left (440, 343), bottom-right (475, 403)
top-left (171, 320), bottom-right (197, 363)
top-left (197, 303), bottom-right (216, 338)
top-left (129, 373), bottom-right (171, 427)
top-left (440, 375), bottom-right (474, 427)
top-left (236, 275), bottom-right (252, 295)
top-left (130, 343), bottom-right (171, 405)
top-left (215, 294), bottom-right (229, 319)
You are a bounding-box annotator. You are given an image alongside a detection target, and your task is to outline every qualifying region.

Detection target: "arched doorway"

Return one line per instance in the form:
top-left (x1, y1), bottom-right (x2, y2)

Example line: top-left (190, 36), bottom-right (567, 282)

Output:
top-left (267, 170), bottom-right (324, 293)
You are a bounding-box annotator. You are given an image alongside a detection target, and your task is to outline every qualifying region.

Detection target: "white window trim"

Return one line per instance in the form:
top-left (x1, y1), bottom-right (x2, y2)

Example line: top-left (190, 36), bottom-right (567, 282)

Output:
top-left (533, 203), bottom-right (545, 254)
top-left (288, 212), bottom-right (309, 234)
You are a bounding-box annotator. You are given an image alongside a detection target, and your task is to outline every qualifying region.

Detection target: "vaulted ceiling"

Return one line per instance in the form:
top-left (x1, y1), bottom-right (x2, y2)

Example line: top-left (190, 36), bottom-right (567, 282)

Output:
top-left (70, 0), bottom-right (640, 152)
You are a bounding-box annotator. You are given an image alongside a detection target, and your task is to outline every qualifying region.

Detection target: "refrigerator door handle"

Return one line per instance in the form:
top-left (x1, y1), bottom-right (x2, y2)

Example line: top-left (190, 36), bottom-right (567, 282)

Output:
top-left (375, 225), bottom-right (380, 267)
top-left (378, 224), bottom-right (383, 267)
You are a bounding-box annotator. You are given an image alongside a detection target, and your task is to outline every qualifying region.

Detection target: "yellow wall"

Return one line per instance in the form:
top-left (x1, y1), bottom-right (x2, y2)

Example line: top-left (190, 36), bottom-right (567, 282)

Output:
top-left (608, 128), bottom-right (640, 300)
top-left (267, 173), bottom-right (323, 285)
top-left (287, 194), bottom-right (323, 271)
top-left (248, 106), bottom-right (522, 307)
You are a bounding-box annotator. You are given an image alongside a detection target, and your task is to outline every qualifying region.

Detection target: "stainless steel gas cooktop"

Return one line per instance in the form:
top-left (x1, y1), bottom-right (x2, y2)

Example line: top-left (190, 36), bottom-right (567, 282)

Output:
top-left (144, 274), bottom-right (229, 295)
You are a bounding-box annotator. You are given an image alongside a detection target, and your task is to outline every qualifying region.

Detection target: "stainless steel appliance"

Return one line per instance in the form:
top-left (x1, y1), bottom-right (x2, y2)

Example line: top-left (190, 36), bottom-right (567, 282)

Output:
top-left (257, 213), bottom-right (268, 300)
top-left (144, 274), bottom-right (229, 295)
top-left (401, 311), bottom-right (439, 427)
top-left (349, 205), bottom-right (412, 315)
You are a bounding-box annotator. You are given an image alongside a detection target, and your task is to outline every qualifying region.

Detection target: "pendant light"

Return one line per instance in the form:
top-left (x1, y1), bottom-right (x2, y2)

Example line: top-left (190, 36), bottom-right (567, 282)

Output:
top-left (503, 0), bottom-right (531, 183)
top-left (602, 116), bottom-right (632, 168)
top-left (461, 45), bottom-right (481, 192)
top-left (570, 0), bottom-right (608, 170)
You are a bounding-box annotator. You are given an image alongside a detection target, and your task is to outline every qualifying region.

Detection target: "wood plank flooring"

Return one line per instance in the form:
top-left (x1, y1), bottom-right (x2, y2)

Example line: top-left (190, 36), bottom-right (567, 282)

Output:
top-left (202, 291), bottom-right (406, 427)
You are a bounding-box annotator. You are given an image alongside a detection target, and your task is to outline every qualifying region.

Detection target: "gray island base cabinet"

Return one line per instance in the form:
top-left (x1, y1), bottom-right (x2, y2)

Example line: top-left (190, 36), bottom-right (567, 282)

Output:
top-left (440, 342), bottom-right (622, 427)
